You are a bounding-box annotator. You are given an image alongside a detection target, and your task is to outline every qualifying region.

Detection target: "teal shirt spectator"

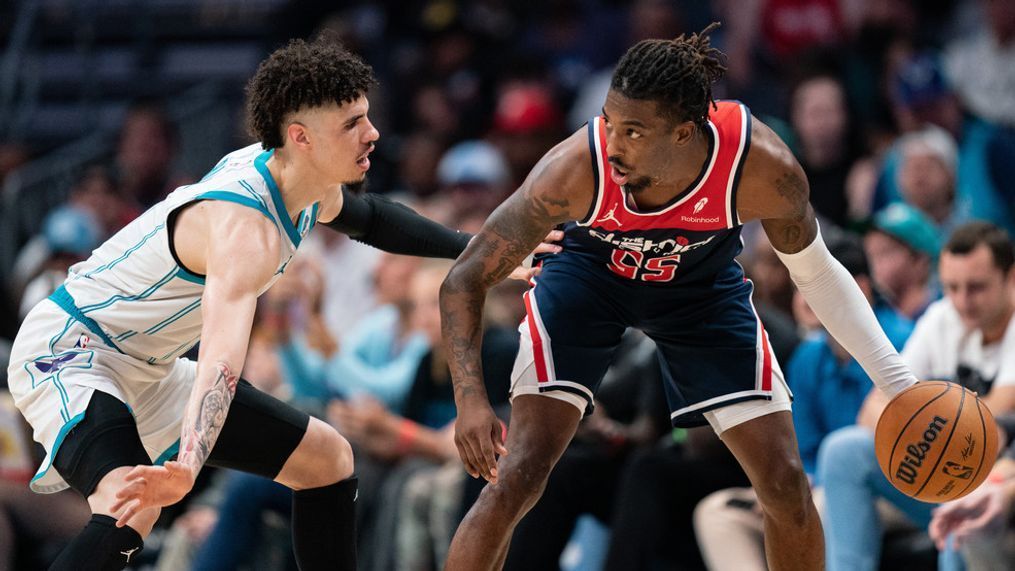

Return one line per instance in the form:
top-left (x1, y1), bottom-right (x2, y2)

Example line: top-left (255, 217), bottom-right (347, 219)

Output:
top-left (874, 118), bottom-right (1015, 235)
top-left (789, 302), bottom-right (914, 479)
top-left (278, 304), bottom-right (429, 411)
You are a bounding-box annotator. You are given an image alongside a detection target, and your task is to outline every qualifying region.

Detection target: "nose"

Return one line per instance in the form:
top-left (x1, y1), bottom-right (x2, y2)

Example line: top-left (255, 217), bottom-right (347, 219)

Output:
top-left (363, 118), bottom-right (380, 143)
top-left (604, 124), bottom-right (624, 160)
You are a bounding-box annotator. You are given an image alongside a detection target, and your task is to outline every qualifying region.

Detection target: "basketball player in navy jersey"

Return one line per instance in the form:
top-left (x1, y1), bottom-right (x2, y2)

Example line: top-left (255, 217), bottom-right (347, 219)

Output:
top-left (440, 24), bottom-right (919, 570)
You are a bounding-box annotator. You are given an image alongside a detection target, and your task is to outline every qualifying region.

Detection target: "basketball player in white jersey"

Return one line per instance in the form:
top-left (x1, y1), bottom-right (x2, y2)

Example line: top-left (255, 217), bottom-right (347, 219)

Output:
top-left (6, 38), bottom-right (555, 571)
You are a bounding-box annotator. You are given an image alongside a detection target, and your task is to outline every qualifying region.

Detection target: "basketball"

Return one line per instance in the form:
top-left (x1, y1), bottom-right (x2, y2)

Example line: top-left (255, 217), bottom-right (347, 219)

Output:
top-left (875, 381), bottom-right (999, 503)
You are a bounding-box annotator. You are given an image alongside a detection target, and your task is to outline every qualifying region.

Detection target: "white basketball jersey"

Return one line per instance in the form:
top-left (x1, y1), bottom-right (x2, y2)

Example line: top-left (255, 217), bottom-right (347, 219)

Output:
top-left (53, 143), bottom-right (318, 364)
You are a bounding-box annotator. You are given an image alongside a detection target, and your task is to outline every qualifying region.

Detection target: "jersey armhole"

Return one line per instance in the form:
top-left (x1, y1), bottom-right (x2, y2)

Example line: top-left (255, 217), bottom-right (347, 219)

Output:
top-left (165, 193), bottom-right (278, 284)
top-left (576, 118), bottom-right (606, 227)
top-left (166, 203), bottom-right (206, 284)
top-left (727, 105), bottom-right (752, 228)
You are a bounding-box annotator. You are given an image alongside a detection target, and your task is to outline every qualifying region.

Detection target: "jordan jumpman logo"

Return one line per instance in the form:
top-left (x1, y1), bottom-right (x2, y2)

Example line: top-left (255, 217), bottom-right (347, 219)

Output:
top-left (121, 547), bottom-right (140, 563)
top-left (596, 205), bottom-right (622, 227)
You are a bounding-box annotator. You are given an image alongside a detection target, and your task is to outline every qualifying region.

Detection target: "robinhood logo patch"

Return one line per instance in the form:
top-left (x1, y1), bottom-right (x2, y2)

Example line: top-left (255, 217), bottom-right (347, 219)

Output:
top-left (895, 416), bottom-right (948, 485)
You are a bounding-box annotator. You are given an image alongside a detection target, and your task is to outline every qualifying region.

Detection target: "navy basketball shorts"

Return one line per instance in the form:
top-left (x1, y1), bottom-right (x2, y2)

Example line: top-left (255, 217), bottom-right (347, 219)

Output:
top-left (509, 259), bottom-right (792, 433)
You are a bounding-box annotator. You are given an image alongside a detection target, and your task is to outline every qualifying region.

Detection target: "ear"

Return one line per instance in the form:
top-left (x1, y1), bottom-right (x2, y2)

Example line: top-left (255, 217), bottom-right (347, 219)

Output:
top-left (286, 121), bottom-right (312, 150)
top-left (672, 121), bottom-right (697, 146)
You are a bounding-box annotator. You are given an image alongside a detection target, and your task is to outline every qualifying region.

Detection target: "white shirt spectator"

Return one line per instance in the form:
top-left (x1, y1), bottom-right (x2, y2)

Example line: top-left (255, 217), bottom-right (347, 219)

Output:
top-left (902, 298), bottom-right (1015, 393)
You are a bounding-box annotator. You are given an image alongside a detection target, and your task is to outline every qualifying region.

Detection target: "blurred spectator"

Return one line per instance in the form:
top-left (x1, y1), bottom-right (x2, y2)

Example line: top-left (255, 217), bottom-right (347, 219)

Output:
top-left (929, 415), bottom-right (1015, 570)
top-left (944, 0), bottom-right (1015, 128)
top-left (316, 229), bottom-right (382, 344)
top-left (436, 140), bottom-right (513, 221)
top-left (0, 391), bottom-right (89, 569)
top-left (279, 252), bottom-right (427, 411)
top-left (396, 132), bottom-right (447, 198)
top-left (788, 73), bottom-right (861, 227)
top-left (68, 165), bottom-right (140, 238)
top-left (489, 82), bottom-right (565, 186)
top-left (864, 202), bottom-right (940, 320)
top-left (723, 0), bottom-right (853, 114)
top-left (896, 127), bottom-right (964, 233)
top-left (694, 234), bottom-right (913, 571)
top-left (820, 221), bottom-right (1015, 571)
top-left (330, 259), bottom-right (518, 570)
top-left (18, 206), bottom-right (101, 319)
top-left (115, 101), bottom-right (189, 208)
top-left (878, 53), bottom-right (1015, 234)
top-left (10, 165), bottom-right (135, 302)
top-left (740, 227), bottom-right (801, 363)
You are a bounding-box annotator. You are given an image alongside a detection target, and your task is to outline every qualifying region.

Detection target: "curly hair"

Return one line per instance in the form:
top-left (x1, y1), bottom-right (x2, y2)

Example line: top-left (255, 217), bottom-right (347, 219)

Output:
top-left (246, 37), bottom-right (377, 150)
top-left (610, 22), bottom-right (727, 130)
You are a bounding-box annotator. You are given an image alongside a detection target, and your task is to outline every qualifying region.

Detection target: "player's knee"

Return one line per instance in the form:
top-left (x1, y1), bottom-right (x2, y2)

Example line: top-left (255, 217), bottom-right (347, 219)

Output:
top-left (491, 456), bottom-right (553, 512)
top-left (287, 419), bottom-right (354, 490)
top-left (88, 467), bottom-right (163, 537)
top-left (313, 421), bottom-right (354, 484)
top-left (753, 458), bottom-right (812, 524)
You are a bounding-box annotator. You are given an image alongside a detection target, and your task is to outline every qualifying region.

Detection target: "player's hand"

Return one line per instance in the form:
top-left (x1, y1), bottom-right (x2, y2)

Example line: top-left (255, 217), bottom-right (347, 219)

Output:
top-left (507, 230), bottom-right (563, 282)
top-left (929, 481), bottom-right (1011, 549)
top-left (454, 398), bottom-right (507, 484)
top-left (111, 461), bottom-right (196, 527)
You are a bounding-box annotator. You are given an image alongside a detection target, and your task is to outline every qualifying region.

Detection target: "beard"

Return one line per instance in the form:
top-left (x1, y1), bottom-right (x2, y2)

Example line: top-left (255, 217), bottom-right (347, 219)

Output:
top-left (342, 177), bottom-right (369, 192)
top-left (622, 175), bottom-right (653, 194)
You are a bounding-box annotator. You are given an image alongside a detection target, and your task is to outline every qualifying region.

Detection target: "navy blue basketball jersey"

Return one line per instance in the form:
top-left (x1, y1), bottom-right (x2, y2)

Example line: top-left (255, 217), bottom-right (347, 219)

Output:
top-left (559, 101), bottom-right (752, 285)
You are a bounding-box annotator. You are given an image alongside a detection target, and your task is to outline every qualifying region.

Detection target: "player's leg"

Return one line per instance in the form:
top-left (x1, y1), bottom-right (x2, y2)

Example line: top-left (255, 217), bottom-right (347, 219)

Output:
top-left (49, 391), bottom-right (162, 571)
top-left (719, 410), bottom-right (823, 571)
top-left (445, 394), bottom-right (583, 571)
top-left (206, 380), bottom-right (356, 571)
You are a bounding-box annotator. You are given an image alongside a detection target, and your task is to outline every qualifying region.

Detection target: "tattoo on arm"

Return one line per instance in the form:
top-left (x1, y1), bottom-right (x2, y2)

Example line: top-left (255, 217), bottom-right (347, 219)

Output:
top-left (773, 171), bottom-right (808, 213)
top-left (180, 362), bottom-right (239, 472)
top-left (763, 170), bottom-right (817, 254)
top-left (441, 187), bottom-right (572, 402)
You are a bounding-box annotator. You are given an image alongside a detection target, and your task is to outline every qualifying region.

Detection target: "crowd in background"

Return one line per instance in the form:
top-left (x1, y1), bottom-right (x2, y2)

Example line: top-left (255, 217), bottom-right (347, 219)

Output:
top-left (1, 0), bottom-right (1014, 569)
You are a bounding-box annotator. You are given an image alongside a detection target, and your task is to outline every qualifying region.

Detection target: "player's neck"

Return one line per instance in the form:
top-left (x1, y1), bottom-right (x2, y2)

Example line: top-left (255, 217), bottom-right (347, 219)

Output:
top-left (264, 150), bottom-right (331, 220)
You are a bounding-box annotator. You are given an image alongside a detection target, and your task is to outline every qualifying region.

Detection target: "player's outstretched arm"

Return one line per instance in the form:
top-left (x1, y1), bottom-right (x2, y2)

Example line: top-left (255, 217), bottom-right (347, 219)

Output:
top-left (739, 117), bottom-right (917, 397)
top-left (323, 188), bottom-right (473, 258)
top-left (322, 187), bottom-right (563, 279)
top-left (112, 203), bottom-right (281, 526)
top-left (440, 131), bottom-right (592, 483)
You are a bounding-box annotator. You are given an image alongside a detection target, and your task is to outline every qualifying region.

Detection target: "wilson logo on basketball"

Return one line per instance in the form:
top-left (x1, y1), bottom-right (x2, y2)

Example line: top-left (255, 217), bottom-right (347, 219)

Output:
top-left (894, 415), bottom-right (948, 485)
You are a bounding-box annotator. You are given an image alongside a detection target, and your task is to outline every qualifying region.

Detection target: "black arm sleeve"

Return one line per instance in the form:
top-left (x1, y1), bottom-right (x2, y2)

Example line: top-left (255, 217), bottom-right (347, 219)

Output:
top-left (324, 188), bottom-right (472, 259)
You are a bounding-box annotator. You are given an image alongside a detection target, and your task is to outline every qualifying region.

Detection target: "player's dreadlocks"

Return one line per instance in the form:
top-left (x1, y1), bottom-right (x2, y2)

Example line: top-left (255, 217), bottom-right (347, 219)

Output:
top-left (610, 22), bottom-right (727, 131)
top-left (246, 36), bottom-right (377, 150)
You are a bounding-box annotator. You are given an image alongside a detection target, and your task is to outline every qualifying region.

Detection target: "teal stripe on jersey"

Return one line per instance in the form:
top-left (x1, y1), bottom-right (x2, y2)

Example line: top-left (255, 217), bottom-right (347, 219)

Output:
top-left (144, 298), bottom-right (201, 335)
top-left (309, 202), bottom-right (320, 231)
top-left (200, 157), bottom-right (228, 182)
top-left (114, 329), bottom-right (136, 341)
top-left (238, 180), bottom-right (271, 212)
top-left (175, 266), bottom-right (206, 284)
top-left (195, 191), bottom-right (275, 224)
top-left (154, 439), bottom-right (180, 465)
top-left (76, 267), bottom-right (178, 314)
top-left (48, 286), bottom-right (124, 353)
top-left (254, 150), bottom-right (301, 247)
top-left (118, 330), bottom-right (138, 343)
top-left (157, 335), bottom-right (200, 361)
top-left (80, 223), bottom-right (166, 279)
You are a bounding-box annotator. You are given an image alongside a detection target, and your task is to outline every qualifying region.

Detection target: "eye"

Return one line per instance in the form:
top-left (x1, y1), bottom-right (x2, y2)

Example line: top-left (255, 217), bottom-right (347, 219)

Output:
top-left (627, 129), bottom-right (641, 140)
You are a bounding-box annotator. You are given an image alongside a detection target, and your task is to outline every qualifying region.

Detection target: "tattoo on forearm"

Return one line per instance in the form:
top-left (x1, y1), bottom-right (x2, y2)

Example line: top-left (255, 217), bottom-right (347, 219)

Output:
top-left (180, 362), bottom-right (238, 471)
top-left (441, 187), bottom-right (572, 402)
